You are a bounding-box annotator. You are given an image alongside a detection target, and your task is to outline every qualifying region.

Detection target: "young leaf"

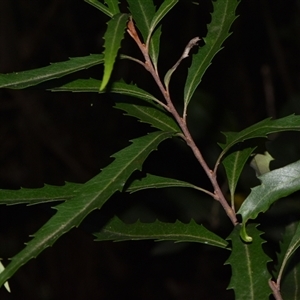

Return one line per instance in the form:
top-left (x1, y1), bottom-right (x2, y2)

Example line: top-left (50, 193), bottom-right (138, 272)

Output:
top-left (0, 54), bottom-right (104, 89)
top-left (100, 13), bottom-right (129, 91)
top-left (127, 0), bottom-right (156, 42)
top-left (94, 217), bottom-right (228, 249)
top-left (183, 0), bottom-right (240, 113)
top-left (238, 159), bottom-right (300, 242)
top-left (222, 147), bottom-right (255, 209)
top-left (84, 0), bottom-right (114, 17)
top-left (127, 173), bottom-right (212, 196)
top-left (226, 224), bottom-right (271, 299)
top-left (219, 114), bottom-right (300, 162)
top-left (0, 182), bottom-right (80, 206)
top-left (276, 221), bottom-right (300, 289)
top-left (250, 151), bottom-right (274, 176)
top-left (0, 131), bottom-right (172, 287)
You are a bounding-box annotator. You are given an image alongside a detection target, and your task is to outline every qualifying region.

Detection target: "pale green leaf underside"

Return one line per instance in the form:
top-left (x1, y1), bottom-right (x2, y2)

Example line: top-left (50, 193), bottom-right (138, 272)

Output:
top-left (52, 78), bottom-right (180, 133)
top-left (0, 131), bottom-right (172, 287)
top-left (84, 0), bottom-right (114, 17)
top-left (238, 159), bottom-right (300, 242)
top-left (219, 115), bottom-right (300, 161)
top-left (0, 54), bottom-right (104, 89)
top-left (94, 217), bottom-right (228, 249)
top-left (184, 0), bottom-right (240, 110)
top-left (250, 151), bottom-right (274, 176)
top-left (226, 224), bottom-right (271, 299)
top-left (0, 182), bottom-right (80, 206)
top-left (127, 0), bottom-right (156, 42)
top-left (100, 13), bottom-right (129, 91)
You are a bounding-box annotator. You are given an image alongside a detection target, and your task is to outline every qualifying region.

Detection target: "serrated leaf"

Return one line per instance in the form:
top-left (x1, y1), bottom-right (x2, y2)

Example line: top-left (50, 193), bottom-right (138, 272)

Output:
top-left (0, 182), bottom-right (80, 206)
top-left (219, 115), bottom-right (300, 162)
top-left (226, 224), bottom-right (271, 299)
top-left (0, 54), bottom-right (104, 89)
top-left (0, 131), bottom-right (172, 287)
top-left (52, 78), bottom-right (180, 132)
top-left (183, 0), bottom-right (240, 112)
top-left (127, 173), bottom-right (209, 195)
top-left (94, 217), bottom-right (228, 249)
top-left (100, 13), bottom-right (129, 91)
top-left (127, 0), bottom-right (156, 42)
top-left (222, 148), bottom-right (255, 209)
top-left (238, 160), bottom-right (300, 242)
top-left (84, 0), bottom-right (114, 17)
top-left (104, 0), bottom-right (120, 15)
top-left (276, 221), bottom-right (300, 290)
top-left (250, 151), bottom-right (274, 176)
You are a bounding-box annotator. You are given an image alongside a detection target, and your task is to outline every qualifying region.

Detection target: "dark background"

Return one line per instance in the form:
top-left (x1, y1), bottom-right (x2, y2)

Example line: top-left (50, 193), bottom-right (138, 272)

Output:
top-left (1, 0), bottom-right (300, 299)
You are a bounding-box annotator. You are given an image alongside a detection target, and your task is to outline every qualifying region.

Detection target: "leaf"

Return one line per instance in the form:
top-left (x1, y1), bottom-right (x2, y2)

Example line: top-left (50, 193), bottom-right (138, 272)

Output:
top-left (0, 182), bottom-right (80, 206)
top-left (0, 54), bottom-right (104, 89)
top-left (222, 148), bottom-right (255, 208)
top-left (84, 0), bottom-right (114, 17)
top-left (127, 0), bottom-right (156, 42)
top-left (238, 159), bottom-right (300, 242)
top-left (149, 26), bottom-right (162, 72)
top-left (0, 131), bottom-right (172, 287)
top-left (183, 0), bottom-right (240, 112)
top-left (104, 0), bottom-right (120, 15)
top-left (100, 13), bottom-right (129, 91)
top-left (127, 173), bottom-right (211, 196)
top-left (226, 224), bottom-right (271, 299)
top-left (276, 221), bottom-right (300, 289)
top-left (94, 217), bottom-right (228, 249)
top-left (250, 151), bottom-right (274, 176)
top-left (0, 262), bottom-right (10, 293)
top-left (148, 0), bottom-right (178, 41)
top-left (219, 115), bottom-right (300, 162)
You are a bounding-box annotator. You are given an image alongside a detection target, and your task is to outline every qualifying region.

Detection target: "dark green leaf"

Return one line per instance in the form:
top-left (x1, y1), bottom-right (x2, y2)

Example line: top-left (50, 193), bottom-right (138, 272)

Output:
top-left (149, 26), bottom-right (162, 72)
top-left (226, 224), bottom-right (271, 299)
top-left (95, 217), bottom-right (228, 249)
top-left (0, 131), bottom-right (172, 287)
top-left (0, 182), bottom-right (80, 206)
top-left (100, 13), bottom-right (129, 90)
top-left (222, 148), bottom-right (255, 208)
top-left (127, 0), bottom-right (156, 42)
top-left (238, 159), bottom-right (300, 242)
top-left (84, 0), bottom-right (114, 17)
top-left (184, 0), bottom-right (240, 111)
top-left (219, 115), bottom-right (300, 162)
top-left (104, 0), bottom-right (120, 15)
top-left (0, 54), bottom-right (104, 89)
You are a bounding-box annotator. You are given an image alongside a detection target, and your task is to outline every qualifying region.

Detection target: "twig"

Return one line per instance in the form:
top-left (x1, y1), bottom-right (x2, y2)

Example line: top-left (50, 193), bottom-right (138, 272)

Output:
top-left (269, 280), bottom-right (283, 300)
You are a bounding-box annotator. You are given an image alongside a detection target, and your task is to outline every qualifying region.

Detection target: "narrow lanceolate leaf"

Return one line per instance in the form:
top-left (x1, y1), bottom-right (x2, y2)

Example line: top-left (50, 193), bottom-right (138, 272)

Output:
top-left (276, 221), bottom-right (300, 290)
top-left (0, 131), bottom-right (172, 287)
top-left (149, 26), bottom-right (162, 72)
top-left (94, 217), bottom-right (228, 249)
top-left (219, 115), bottom-right (300, 162)
top-left (183, 0), bottom-right (240, 111)
top-left (222, 147), bottom-right (255, 208)
top-left (100, 13), bottom-right (129, 91)
top-left (127, 0), bottom-right (156, 42)
top-left (104, 0), bottom-right (120, 15)
top-left (53, 78), bottom-right (180, 133)
top-left (84, 0), bottom-right (114, 17)
top-left (127, 173), bottom-right (209, 195)
top-left (0, 54), bottom-right (104, 89)
top-left (0, 182), bottom-right (80, 206)
top-left (226, 224), bottom-right (271, 300)
top-left (148, 0), bottom-right (178, 41)
top-left (238, 159), bottom-right (300, 242)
